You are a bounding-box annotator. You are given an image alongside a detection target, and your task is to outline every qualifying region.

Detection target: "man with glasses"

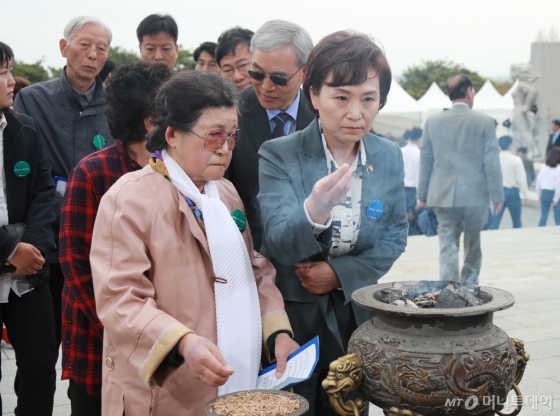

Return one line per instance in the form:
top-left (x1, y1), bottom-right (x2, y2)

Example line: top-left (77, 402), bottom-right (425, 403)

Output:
top-left (227, 19), bottom-right (314, 251)
top-left (216, 27), bottom-right (254, 91)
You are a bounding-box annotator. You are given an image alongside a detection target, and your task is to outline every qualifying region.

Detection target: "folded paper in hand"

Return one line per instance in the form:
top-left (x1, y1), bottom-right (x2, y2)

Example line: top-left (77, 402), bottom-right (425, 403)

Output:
top-left (256, 336), bottom-right (319, 390)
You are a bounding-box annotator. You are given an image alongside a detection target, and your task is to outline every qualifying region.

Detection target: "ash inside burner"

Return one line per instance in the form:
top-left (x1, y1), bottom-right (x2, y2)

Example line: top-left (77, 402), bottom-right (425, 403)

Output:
top-left (380, 281), bottom-right (484, 308)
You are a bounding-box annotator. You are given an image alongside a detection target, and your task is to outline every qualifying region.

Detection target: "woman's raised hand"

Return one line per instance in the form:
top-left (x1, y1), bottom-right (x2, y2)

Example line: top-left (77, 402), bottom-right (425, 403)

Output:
top-left (305, 164), bottom-right (352, 225)
top-left (179, 333), bottom-right (234, 387)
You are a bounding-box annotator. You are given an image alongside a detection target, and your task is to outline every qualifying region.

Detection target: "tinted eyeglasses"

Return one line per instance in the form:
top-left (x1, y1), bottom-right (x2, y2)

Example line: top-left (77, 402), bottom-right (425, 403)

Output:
top-left (188, 128), bottom-right (240, 151)
top-left (247, 64), bottom-right (304, 86)
top-left (222, 62), bottom-right (250, 78)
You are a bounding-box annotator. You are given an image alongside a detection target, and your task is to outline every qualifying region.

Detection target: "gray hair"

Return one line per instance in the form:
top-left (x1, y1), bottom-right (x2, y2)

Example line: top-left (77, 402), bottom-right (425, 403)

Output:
top-left (63, 16), bottom-right (112, 45)
top-left (250, 20), bottom-right (313, 67)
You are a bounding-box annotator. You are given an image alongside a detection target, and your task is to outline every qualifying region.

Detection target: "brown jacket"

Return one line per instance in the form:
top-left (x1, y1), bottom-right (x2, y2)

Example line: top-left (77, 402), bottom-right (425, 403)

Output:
top-left (91, 165), bottom-right (292, 415)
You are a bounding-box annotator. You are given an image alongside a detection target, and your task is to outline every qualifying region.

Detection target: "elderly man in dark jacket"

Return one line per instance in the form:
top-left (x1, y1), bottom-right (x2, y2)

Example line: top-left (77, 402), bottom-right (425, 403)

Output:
top-left (13, 16), bottom-right (114, 350)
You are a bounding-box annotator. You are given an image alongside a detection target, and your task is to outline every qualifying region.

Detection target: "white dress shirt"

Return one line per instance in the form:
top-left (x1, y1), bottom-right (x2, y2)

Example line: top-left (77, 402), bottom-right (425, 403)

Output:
top-left (499, 150), bottom-right (529, 199)
top-left (401, 143), bottom-right (420, 188)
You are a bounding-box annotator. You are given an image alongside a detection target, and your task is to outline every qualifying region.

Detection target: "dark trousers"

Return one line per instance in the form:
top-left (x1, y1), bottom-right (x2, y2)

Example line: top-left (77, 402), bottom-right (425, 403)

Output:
top-left (68, 380), bottom-right (101, 416)
top-left (0, 283), bottom-right (57, 416)
top-left (284, 294), bottom-right (368, 416)
top-left (404, 187), bottom-right (422, 235)
top-left (490, 187), bottom-right (522, 229)
top-left (48, 263), bottom-right (63, 349)
top-left (434, 207), bottom-right (487, 284)
top-left (539, 189), bottom-right (560, 226)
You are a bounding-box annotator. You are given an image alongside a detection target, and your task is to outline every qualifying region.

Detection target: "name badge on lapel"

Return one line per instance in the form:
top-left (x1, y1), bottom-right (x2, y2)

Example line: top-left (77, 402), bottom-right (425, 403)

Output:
top-left (366, 200), bottom-right (384, 221)
top-left (231, 209), bottom-right (247, 232)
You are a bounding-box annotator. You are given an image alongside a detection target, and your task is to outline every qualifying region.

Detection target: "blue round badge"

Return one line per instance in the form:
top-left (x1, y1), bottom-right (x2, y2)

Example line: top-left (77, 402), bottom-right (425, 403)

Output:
top-left (366, 200), bottom-right (384, 221)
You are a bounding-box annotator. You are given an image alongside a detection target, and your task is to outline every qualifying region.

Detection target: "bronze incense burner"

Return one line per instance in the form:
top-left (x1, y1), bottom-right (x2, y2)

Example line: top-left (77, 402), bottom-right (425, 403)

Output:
top-left (322, 281), bottom-right (529, 416)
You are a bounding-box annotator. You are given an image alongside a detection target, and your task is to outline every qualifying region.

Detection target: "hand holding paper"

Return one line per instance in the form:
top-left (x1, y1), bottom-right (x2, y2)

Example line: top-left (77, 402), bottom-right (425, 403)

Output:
top-left (257, 336), bottom-right (319, 390)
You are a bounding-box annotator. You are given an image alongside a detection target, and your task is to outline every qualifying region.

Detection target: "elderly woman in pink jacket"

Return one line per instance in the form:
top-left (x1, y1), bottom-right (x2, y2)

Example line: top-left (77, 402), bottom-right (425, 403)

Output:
top-left (90, 71), bottom-right (298, 415)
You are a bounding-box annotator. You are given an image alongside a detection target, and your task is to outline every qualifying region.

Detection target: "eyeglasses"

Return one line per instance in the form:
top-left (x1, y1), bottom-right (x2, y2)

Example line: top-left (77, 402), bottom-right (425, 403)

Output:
top-left (221, 62), bottom-right (250, 78)
top-left (247, 64), bottom-right (304, 86)
top-left (188, 128), bottom-right (240, 151)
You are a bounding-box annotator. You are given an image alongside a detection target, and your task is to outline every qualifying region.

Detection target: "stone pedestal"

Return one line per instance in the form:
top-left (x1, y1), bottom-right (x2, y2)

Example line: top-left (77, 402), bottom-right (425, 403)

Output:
top-left (531, 42), bottom-right (560, 159)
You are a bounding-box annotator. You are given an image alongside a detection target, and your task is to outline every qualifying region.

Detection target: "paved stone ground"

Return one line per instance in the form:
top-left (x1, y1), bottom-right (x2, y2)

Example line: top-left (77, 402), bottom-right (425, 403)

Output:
top-left (0, 224), bottom-right (557, 415)
top-left (369, 225), bottom-right (560, 416)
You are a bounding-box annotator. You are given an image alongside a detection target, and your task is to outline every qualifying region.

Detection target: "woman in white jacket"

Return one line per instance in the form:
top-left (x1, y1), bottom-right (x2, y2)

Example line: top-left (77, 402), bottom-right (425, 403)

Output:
top-left (536, 147), bottom-right (560, 226)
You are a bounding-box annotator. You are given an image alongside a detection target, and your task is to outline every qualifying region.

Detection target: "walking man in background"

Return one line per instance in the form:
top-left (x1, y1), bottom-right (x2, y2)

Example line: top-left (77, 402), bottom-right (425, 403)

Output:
top-left (490, 135), bottom-right (529, 229)
top-left (401, 127), bottom-right (422, 235)
top-left (417, 74), bottom-right (503, 284)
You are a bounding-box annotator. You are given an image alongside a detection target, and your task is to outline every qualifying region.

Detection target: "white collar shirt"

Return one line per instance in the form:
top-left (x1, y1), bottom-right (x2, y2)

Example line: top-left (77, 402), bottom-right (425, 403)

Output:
top-left (499, 151), bottom-right (529, 199)
top-left (401, 143), bottom-right (420, 188)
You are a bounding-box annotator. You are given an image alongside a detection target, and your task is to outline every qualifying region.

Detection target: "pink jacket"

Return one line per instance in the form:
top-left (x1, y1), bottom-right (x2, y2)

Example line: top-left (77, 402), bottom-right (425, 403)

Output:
top-left (91, 165), bottom-right (292, 415)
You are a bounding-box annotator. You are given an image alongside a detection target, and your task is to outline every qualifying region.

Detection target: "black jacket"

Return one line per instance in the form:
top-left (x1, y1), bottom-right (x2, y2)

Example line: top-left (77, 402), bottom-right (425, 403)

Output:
top-left (227, 88), bottom-right (314, 251)
top-left (546, 132), bottom-right (560, 154)
top-left (0, 111), bottom-right (56, 287)
top-left (13, 68), bottom-right (113, 263)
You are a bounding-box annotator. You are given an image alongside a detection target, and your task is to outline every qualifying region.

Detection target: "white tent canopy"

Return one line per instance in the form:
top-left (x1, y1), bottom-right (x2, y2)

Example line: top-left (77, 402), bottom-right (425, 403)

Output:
top-left (473, 80), bottom-right (514, 138)
top-left (372, 79), bottom-right (421, 137)
top-left (501, 80), bottom-right (518, 108)
top-left (417, 82), bottom-right (450, 111)
top-left (474, 80), bottom-right (513, 110)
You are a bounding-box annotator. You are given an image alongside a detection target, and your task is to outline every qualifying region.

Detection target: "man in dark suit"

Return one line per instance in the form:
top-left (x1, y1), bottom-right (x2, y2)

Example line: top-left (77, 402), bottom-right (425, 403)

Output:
top-left (546, 119), bottom-right (560, 154)
top-left (227, 19), bottom-right (314, 251)
top-left (417, 74), bottom-right (504, 284)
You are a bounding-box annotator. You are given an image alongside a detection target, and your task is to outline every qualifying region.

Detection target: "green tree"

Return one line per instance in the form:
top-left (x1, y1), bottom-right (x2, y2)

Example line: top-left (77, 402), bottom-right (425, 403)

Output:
top-left (175, 45), bottom-right (195, 71)
top-left (401, 59), bottom-right (486, 99)
top-left (491, 80), bottom-right (513, 95)
top-left (13, 60), bottom-right (50, 83)
top-left (109, 46), bottom-right (140, 67)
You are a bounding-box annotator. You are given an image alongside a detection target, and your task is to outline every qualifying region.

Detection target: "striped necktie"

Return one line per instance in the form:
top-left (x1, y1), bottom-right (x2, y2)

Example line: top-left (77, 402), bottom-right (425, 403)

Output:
top-left (272, 112), bottom-right (293, 138)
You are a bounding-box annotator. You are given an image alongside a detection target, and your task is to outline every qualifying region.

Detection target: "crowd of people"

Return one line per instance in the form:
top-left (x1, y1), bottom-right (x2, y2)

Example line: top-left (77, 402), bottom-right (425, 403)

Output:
top-left (0, 11), bottom-right (559, 416)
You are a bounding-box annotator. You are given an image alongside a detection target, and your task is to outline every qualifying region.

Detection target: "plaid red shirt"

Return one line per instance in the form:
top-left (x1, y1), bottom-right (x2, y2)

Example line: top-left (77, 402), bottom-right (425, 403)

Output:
top-left (59, 140), bottom-right (141, 397)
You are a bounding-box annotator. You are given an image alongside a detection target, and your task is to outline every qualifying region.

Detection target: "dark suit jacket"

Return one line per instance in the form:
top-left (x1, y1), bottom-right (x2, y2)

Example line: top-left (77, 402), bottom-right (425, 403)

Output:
top-left (0, 111), bottom-right (56, 287)
top-left (227, 87), bottom-right (314, 251)
top-left (546, 131), bottom-right (560, 154)
top-left (258, 118), bottom-right (408, 359)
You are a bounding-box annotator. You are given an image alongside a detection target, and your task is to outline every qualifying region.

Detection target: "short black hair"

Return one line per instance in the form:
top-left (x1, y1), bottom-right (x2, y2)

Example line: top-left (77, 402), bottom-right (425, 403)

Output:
top-left (446, 74), bottom-right (473, 100)
top-left (215, 27), bottom-right (254, 66)
top-left (552, 119), bottom-right (560, 127)
top-left (0, 41), bottom-right (14, 69)
top-left (498, 135), bottom-right (513, 150)
top-left (0, 42), bottom-right (14, 114)
top-left (193, 42), bottom-right (217, 62)
top-left (147, 71), bottom-right (241, 152)
top-left (104, 61), bottom-right (172, 145)
top-left (546, 147), bottom-right (560, 168)
top-left (517, 146), bottom-right (528, 154)
top-left (303, 31), bottom-right (392, 115)
top-left (137, 14), bottom-right (178, 44)
top-left (409, 127), bottom-right (422, 141)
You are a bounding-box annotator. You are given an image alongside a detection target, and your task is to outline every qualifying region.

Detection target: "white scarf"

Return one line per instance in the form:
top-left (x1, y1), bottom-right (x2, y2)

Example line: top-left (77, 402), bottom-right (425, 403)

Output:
top-left (162, 150), bottom-right (262, 394)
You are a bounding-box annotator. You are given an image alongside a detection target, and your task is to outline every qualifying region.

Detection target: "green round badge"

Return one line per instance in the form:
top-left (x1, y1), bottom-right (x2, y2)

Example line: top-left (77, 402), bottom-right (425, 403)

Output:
top-left (231, 209), bottom-right (247, 232)
top-left (13, 161), bottom-right (31, 178)
top-left (93, 134), bottom-right (106, 150)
